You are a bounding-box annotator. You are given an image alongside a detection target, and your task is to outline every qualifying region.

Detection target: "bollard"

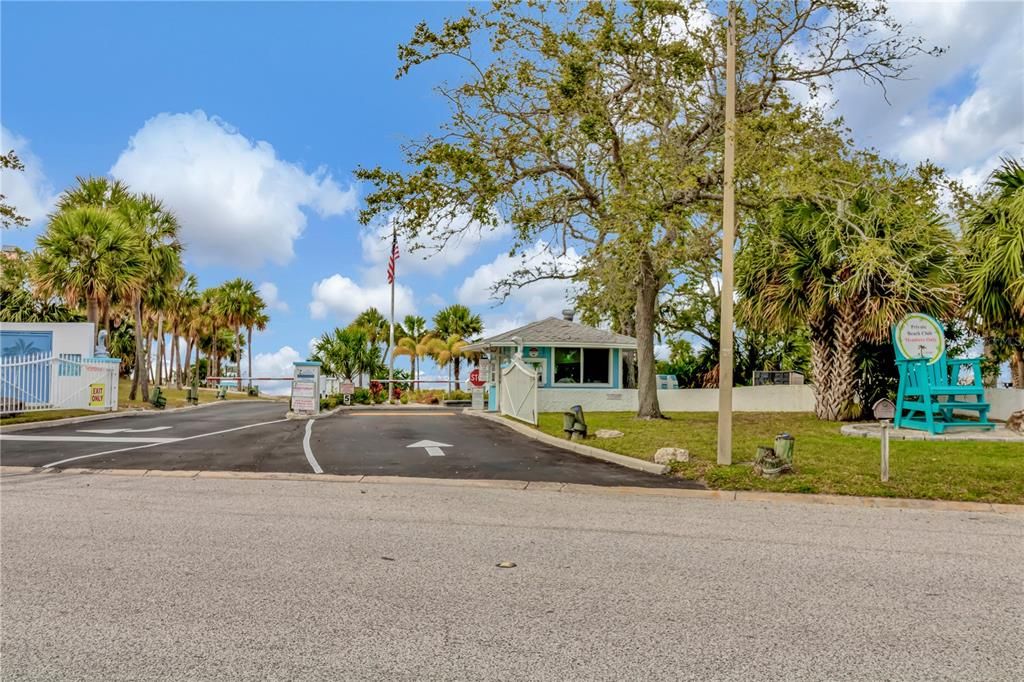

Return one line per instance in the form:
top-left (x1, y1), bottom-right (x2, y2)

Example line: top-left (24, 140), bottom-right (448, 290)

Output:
top-left (880, 420), bottom-right (890, 482)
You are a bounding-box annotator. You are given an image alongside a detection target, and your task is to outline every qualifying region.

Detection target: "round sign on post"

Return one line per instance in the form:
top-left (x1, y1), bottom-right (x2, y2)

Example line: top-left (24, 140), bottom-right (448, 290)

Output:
top-left (469, 368), bottom-right (485, 388)
top-left (894, 313), bottom-right (945, 364)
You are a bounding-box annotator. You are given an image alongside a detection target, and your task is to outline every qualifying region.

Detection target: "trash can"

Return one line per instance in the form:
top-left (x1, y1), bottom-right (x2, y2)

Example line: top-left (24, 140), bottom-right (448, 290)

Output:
top-left (774, 433), bottom-right (795, 466)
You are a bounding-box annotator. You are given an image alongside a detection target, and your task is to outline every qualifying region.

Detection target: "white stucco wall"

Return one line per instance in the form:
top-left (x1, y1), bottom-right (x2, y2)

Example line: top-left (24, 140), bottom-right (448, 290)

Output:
top-left (0, 322), bottom-right (95, 358)
top-left (537, 385), bottom-right (816, 413)
top-left (985, 388), bottom-right (1023, 421)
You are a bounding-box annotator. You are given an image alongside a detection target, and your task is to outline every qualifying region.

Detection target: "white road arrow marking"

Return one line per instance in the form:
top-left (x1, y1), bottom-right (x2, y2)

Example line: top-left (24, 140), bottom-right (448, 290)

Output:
top-left (78, 426), bottom-right (174, 435)
top-left (407, 439), bottom-right (452, 457)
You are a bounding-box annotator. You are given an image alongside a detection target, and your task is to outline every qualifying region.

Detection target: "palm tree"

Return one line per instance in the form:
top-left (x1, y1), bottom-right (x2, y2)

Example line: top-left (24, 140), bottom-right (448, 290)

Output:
top-left (55, 176), bottom-right (133, 213)
top-left (118, 193), bottom-right (183, 399)
top-left (738, 170), bottom-right (957, 420)
top-left (961, 157), bottom-right (1024, 387)
top-left (313, 326), bottom-right (372, 385)
top-left (393, 314), bottom-right (429, 385)
top-left (216, 278), bottom-right (259, 391)
top-left (433, 304), bottom-right (483, 388)
top-left (428, 334), bottom-right (469, 393)
top-left (33, 206), bottom-right (146, 339)
top-left (247, 309), bottom-right (269, 391)
top-left (353, 307), bottom-right (390, 351)
top-left (169, 275), bottom-right (200, 389)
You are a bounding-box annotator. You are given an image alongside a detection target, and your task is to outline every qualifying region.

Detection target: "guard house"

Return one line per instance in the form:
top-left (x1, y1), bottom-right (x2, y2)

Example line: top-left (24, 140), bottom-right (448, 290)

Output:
top-left (462, 310), bottom-right (638, 413)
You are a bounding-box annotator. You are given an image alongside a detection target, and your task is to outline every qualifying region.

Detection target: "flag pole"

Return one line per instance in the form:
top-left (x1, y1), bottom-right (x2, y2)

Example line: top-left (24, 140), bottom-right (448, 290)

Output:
top-left (388, 225), bottom-right (396, 405)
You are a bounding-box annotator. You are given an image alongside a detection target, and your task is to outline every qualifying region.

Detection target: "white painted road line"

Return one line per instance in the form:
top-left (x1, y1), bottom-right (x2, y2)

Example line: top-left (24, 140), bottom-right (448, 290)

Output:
top-left (303, 419), bottom-right (323, 474)
top-left (78, 426), bottom-right (173, 434)
top-left (1, 435), bottom-right (180, 444)
top-left (41, 418), bottom-right (291, 469)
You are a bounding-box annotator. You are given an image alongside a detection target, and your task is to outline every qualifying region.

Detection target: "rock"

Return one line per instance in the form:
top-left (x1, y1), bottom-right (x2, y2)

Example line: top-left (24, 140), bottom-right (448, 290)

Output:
top-left (653, 447), bottom-right (689, 464)
top-left (1008, 410), bottom-right (1024, 434)
top-left (594, 429), bottom-right (624, 439)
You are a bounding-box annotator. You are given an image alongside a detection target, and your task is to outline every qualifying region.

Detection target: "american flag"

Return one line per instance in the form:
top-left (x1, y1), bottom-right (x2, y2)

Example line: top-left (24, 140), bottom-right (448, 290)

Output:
top-left (386, 232), bottom-right (399, 284)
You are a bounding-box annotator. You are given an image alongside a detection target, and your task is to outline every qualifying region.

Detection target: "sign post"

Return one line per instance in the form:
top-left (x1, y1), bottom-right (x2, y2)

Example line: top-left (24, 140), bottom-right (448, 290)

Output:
top-left (291, 361), bottom-right (321, 416)
top-left (873, 398), bottom-right (896, 482)
top-left (341, 380), bottom-right (354, 406)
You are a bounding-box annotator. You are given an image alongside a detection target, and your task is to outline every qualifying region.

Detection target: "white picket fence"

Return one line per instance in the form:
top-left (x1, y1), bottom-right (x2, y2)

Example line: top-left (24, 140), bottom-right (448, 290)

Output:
top-left (0, 353), bottom-right (120, 415)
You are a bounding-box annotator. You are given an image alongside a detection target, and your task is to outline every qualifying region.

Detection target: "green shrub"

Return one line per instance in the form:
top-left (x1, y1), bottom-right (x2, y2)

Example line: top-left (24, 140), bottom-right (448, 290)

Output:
top-left (352, 387), bottom-right (371, 405)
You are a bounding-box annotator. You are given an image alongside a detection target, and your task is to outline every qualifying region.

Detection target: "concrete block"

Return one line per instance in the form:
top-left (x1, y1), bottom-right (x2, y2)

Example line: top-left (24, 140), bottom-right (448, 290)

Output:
top-left (653, 447), bottom-right (689, 464)
top-left (594, 429), bottom-right (624, 439)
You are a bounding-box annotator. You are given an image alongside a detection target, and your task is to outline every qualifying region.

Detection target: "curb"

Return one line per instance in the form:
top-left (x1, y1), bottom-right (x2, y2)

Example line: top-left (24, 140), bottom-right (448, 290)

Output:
top-left (2, 466), bottom-right (1020, 514)
top-left (464, 409), bottom-right (670, 476)
top-left (0, 398), bottom-right (278, 433)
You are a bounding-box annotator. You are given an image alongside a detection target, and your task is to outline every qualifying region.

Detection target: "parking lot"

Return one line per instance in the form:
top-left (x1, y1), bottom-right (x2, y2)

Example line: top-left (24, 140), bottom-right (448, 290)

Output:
top-left (0, 402), bottom-right (697, 488)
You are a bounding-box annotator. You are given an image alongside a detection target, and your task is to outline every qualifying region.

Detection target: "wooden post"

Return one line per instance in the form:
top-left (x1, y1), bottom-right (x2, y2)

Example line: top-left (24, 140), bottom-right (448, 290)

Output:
top-left (717, 1), bottom-right (737, 466)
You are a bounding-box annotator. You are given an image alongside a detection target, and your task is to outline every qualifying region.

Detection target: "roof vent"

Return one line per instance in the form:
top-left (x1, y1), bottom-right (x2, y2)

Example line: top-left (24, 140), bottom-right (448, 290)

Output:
top-left (562, 308), bottom-right (575, 322)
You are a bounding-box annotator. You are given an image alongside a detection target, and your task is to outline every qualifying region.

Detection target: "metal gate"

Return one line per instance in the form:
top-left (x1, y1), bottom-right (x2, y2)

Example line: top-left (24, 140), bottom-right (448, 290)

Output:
top-left (500, 355), bottom-right (538, 425)
top-left (0, 353), bottom-right (120, 415)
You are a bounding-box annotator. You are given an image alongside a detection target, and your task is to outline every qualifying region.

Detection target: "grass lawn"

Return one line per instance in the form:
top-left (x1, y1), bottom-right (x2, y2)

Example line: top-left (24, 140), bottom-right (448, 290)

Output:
top-left (536, 412), bottom-right (1024, 504)
top-left (1, 379), bottom-right (276, 426)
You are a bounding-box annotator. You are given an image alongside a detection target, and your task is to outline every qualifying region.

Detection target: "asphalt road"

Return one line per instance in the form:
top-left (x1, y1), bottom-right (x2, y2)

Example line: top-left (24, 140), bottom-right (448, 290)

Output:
top-left (1, 472), bottom-right (1021, 681)
top-left (0, 403), bottom-right (692, 487)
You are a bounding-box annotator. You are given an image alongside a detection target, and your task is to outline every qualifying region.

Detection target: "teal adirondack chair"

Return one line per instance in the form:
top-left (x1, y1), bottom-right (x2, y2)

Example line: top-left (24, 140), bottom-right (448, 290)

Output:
top-left (892, 315), bottom-right (994, 434)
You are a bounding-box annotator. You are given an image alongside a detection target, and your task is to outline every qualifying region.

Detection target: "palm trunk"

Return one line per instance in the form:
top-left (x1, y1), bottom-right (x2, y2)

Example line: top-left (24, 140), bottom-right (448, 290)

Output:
top-left (236, 325), bottom-right (243, 391)
top-left (816, 302), bottom-right (858, 421)
top-left (130, 297), bottom-right (145, 401)
top-left (453, 357), bottom-right (461, 389)
top-left (182, 338), bottom-right (193, 389)
top-left (1013, 348), bottom-right (1024, 389)
top-left (155, 316), bottom-right (162, 386)
top-left (247, 326), bottom-right (253, 390)
top-left (634, 249), bottom-right (663, 419)
top-left (171, 331), bottom-right (180, 388)
top-left (86, 296), bottom-right (100, 345)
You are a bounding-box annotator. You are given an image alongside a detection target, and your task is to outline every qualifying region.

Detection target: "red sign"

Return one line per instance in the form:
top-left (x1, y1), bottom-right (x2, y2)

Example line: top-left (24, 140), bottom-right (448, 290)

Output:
top-left (469, 368), bottom-right (485, 387)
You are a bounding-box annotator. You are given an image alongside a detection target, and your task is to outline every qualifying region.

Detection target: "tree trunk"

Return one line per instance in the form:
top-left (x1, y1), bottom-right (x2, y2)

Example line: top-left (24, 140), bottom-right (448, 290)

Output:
top-left (1013, 348), bottom-right (1024, 389)
top-left (130, 297), bottom-right (145, 401)
top-left (86, 297), bottom-right (100, 344)
top-left (816, 303), bottom-right (858, 421)
top-left (982, 339), bottom-right (998, 388)
top-left (453, 357), bottom-right (462, 389)
top-left (809, 335), bottom-right (833, 420)
top-left (236, 325), bottom-right (243, 391)
top-left (183, 338), bottom-right (193, 389)
top-left (634, 250), bottom-right (663, 419)
top-left (247, 326), bottom-right (254, 390)
top-left (170, 332), bottom-right (179, 389)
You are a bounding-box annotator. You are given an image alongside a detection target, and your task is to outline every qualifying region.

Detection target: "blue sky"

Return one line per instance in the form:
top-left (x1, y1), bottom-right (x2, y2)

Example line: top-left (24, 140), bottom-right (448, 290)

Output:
top-left (2, 1), bottom-right (1022, 383)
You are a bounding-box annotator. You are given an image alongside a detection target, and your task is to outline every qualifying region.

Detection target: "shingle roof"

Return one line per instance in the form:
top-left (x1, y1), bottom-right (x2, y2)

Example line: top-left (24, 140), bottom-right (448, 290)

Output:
top-left (463, 317), bottom-right (637, 350)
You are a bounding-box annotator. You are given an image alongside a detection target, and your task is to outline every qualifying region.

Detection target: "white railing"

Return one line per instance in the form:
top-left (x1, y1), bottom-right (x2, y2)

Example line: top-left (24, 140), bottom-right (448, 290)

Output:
top-left (0, 353), bottom-right (120, 415)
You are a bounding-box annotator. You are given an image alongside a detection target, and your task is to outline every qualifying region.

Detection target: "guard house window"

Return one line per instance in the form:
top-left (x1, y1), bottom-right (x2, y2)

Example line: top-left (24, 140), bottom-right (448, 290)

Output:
top-left (554, 348), bottom-right (580, 383)
top-left (582, 348), bottom-right (610, 384)
top-left (553, 348), bottom-right (611, 385)
top-left (58, 353), bottom-right (82, 376)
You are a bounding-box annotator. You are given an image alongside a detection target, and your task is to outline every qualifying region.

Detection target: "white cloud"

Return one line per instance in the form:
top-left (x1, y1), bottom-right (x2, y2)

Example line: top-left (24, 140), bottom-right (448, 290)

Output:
top-left (309, 274), bottom-right (415, 321)
top-left (426, 293), bottom-right (445, 307)
top-left (251, 345), bottom-right (302, 395)
top-left (258, 281), bottom-right (289, 312)
top-left (0, 125), bottom-right (58, 225)
top-left (361, 210), bottom-right (512, 277)
top-left (456, 240), bottom-right (581, 320)
top-left (808, 1), bottom-right (1023, 179)
top-left (110, 111), bottom-right (357, 268)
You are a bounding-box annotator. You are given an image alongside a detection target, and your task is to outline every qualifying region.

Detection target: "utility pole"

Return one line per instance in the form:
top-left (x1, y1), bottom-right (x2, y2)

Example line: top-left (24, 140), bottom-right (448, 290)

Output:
top-left (717, 1), bottom-right (736, 466)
